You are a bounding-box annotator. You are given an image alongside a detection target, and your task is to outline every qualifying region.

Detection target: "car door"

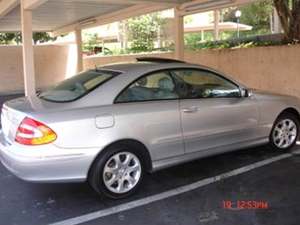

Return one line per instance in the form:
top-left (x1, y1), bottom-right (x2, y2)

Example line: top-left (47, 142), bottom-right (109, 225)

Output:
top-left (170, 68), bottom-right (259, 154)
top-left (114, 71), bottom-right (184, 161)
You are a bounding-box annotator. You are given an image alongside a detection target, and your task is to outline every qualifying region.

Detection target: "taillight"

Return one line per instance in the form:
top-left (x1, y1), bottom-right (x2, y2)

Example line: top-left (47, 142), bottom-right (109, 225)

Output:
top-left (15, 117), bottom-right (57, 145)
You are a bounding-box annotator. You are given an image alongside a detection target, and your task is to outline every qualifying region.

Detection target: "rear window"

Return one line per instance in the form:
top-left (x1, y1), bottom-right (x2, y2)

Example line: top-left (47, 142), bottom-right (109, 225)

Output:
top-left (39, 70), bottom-right (120, 102)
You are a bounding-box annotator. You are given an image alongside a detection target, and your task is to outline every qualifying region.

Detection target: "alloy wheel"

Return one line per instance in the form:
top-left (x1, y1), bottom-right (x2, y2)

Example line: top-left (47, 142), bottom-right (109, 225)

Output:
top-left (272, 119), bottom-right (297, 149)
top-left (103, 152), bottom-right (141, 194)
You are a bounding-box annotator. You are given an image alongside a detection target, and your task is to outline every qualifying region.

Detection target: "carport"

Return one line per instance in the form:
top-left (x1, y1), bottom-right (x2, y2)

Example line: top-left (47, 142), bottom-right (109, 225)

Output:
top-left (0, 0), bottom-right (254, 96)
top-left (1, 1), bottom-right (300, 225)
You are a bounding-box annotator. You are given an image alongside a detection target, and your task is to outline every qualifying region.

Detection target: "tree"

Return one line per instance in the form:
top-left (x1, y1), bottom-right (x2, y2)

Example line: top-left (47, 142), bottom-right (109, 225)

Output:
top-left (274, 0), bottom-right (300, 42)
top-left (33, 32), bottom-right (56, 44)
top-left (222, 0), bottom-right (274, 38)
top-left (0, 33), bottom-right (16, 44)
top-left (127, 13), bottom-right (166, 52)
top-left (238, 0), bottom-right (273, 34)
top-left (0, 32), bottom-right (56, 45)
top-left (82, 33), bottom-right (99, 53)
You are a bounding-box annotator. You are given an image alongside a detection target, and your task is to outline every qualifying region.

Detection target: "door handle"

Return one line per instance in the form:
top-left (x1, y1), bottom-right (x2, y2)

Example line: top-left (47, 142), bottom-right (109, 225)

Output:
top-left (182, 106), bottom-right (198, 113)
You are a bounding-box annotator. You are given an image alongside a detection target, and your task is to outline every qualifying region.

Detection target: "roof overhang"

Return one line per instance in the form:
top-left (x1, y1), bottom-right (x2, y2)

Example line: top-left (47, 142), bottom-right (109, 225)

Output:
top-left (0, 0), bottom-right (186, 34)
top-left (0, 0), bottom-right (256, 35)
top-left (179, 0), bottom-right (257, 16)
top-left (185, 21), bottom-right (253, 32)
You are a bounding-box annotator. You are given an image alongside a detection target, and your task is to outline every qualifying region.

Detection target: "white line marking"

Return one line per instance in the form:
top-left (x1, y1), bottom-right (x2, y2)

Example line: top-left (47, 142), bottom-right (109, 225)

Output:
top-left (292, 148), bottom-right (300, 154)
top-left (50, 153), bottom-right (292, 225)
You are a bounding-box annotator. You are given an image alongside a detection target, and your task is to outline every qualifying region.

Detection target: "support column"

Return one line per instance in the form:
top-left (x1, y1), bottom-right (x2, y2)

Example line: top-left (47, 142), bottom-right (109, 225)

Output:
top-left (273, 8), bottom-right (282, 34)
top-left (157, 25), bottom-right (162, 49)
top-left (174, 7), bottom-right (184, 60)
top-left (102, 39), bottom-right (105, 54)
top-left (201, 30), bottom-right (204, 42)
top-left (75, 28), bottom-right (83, 72)
top-left (20, 0), bottom-right (36, 97)
top-left (214, 10), bottom-right (220, 41)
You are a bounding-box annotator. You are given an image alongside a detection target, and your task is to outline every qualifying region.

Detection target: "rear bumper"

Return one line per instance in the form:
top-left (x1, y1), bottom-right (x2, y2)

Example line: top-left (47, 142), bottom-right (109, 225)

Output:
top-left (0, 130), bottom-right (100, 182)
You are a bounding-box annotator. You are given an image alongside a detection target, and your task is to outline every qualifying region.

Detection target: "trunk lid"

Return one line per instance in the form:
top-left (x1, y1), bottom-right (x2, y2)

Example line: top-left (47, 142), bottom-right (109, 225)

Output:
top-left (1, 95), bottom-right (100, 145)
top-left (1, 104), bottom-right (26, 144)
top-left (1, 96), bottom-right (58, 143)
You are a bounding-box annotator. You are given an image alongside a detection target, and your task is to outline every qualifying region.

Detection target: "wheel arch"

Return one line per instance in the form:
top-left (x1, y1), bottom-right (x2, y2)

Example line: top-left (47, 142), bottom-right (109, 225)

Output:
top-left (277, 107), bottom-right (300, 122)
top-left (87, 139), bottom-right (153, 179)
top-left (269, 107), bottom-right (300, 150)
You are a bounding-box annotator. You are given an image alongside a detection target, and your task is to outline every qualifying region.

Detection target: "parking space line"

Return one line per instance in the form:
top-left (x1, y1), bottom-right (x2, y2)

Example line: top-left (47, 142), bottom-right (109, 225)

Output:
top-left (292, 148), bottom-right (300, 154)
top-left (50, 153), bottom-right (292, 225)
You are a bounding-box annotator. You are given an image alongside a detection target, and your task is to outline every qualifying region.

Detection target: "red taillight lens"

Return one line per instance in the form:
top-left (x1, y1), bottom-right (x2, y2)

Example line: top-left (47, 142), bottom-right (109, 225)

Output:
top-left (15, 117), bottom-right (57, 145)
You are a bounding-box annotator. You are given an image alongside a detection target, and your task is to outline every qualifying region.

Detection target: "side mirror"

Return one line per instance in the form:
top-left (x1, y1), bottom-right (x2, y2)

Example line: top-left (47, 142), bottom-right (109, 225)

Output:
top-left (241, 88), bottom-right (252, 98)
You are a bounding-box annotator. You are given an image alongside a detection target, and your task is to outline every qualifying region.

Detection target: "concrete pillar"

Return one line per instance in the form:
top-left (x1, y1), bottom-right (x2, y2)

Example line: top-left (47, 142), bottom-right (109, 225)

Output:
top-left (119, 21), bottom-right (128, 50)
top-left (273, 8), bottom-right (282, 34)
top-left (174, 7), bottom-right (184, 60)
top-left (20, 0), bottom-right (36, 97)
top-left (75, 28), bottom-right (83, 72)
top-left (214, 10), bottom-right (220, 41)
top-left (157, 25), bottom-right (162, 49)
top-left (123, 21), bottom-right (128, 50)
top-left (102, 40), bottom-right (105, 54)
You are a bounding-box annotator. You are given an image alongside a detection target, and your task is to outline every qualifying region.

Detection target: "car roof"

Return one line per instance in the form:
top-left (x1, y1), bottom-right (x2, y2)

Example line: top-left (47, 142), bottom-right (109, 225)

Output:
top-left (78, 59), bottom-right (247, 107)
top-left (99, 57), bottom-right (199, 73)
top-left (101, 61), bottom-right (190, 74)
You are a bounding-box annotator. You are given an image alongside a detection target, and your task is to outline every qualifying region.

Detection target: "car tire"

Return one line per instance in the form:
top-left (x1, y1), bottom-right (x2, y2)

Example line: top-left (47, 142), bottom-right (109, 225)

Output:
top-left (270, 112), bottom-right (299, 151)
top-left (88, 144), bottom-right (144, 199)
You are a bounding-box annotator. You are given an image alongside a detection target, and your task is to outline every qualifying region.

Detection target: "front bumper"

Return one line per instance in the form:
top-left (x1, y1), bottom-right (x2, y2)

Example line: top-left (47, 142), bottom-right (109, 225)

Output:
top-left (0, 130), bottom-right (100, 182)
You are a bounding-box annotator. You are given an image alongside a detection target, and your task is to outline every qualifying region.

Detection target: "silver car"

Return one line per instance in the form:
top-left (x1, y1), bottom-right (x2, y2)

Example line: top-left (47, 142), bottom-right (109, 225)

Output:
top-left (0, 57), bottom-right (299, 199)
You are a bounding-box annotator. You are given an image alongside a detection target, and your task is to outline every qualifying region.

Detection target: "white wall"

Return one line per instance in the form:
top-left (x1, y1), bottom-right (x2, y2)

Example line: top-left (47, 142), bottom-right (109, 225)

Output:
top-left (1, 44), bottom-right (300, 99)
top-left (84, 45), bottom-right (300, 98)
top-left (0, 44), bottom-right (73, 94)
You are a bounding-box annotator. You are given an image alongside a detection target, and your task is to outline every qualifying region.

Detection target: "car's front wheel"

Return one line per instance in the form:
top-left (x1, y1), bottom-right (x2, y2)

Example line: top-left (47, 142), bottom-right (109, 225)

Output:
top-left (270, 112), bottom-right (299, 151)
top-left (89, 147), bottom-right (144, 199)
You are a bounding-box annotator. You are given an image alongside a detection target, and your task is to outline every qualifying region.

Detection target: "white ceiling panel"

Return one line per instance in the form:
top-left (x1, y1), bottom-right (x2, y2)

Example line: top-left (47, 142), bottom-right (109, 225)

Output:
top-left (0, 0), bottom-right (191, 32)
top-left (0, 0), bottom-right (134, 31)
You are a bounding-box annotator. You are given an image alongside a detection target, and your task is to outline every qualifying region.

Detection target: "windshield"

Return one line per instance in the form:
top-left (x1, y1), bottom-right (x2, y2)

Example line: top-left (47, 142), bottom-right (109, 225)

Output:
top-left (39, 69), bottom-right (120, 102)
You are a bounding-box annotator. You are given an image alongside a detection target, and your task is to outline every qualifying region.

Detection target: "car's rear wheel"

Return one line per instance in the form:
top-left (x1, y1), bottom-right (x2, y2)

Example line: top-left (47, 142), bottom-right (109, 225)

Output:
top-left (270, 112), bottom-right (299, 151)
top-left (89, 146), bottom-right (144, 199)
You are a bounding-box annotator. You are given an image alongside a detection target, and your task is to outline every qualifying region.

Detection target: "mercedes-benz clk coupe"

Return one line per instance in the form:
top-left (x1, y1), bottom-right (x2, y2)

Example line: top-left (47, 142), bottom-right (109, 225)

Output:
top-left (0, 58), bottom-right (299, 199)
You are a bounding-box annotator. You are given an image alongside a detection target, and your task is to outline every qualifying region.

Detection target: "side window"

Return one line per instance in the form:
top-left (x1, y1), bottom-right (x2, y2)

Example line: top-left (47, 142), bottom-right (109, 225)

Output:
top-left (115, 72), bottom-right (178, 103)
top-left (172, 69), bottom-right (241, 99)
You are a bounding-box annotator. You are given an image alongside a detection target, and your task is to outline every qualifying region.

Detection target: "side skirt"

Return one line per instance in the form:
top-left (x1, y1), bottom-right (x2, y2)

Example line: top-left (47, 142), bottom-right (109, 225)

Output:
top-left (151, 137), bottom-right (269, 172)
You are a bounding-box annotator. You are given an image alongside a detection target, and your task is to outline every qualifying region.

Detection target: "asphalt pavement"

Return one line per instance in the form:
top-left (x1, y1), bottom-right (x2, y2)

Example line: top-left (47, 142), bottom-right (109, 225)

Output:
top-left (0, 94), bottom-right (300, 225)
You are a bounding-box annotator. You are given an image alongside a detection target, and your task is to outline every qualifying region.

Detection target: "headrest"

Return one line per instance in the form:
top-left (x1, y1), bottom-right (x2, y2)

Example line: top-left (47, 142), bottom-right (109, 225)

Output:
top-left (158, 77), bottom-right (175, 91)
